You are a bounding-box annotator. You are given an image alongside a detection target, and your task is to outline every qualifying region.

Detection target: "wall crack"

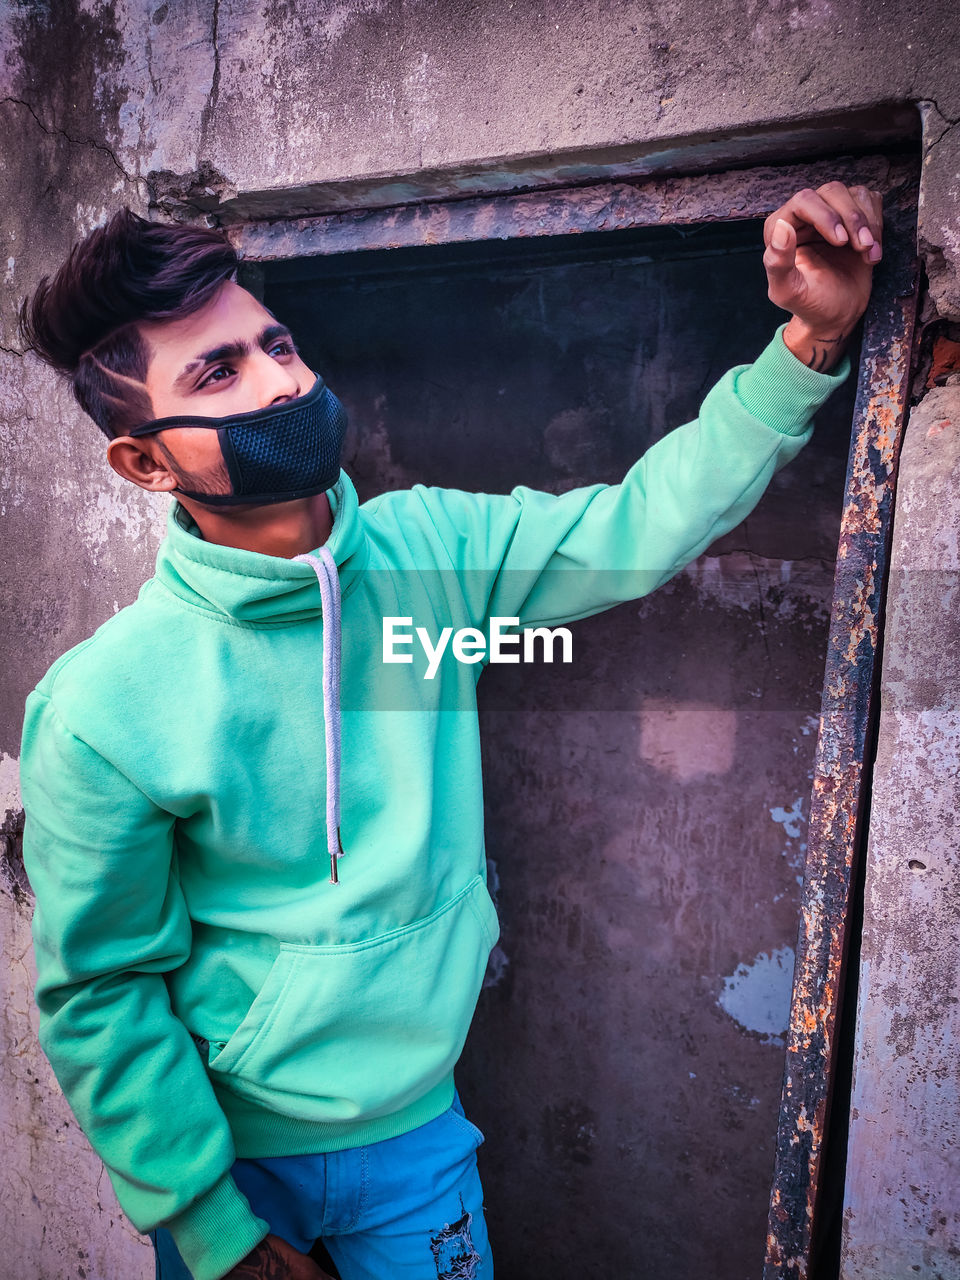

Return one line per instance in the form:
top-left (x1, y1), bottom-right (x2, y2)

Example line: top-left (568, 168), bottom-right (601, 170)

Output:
top-left (925, 118), bottom-right (958, 155)
top-left (918, 98), bottom-right (960, 155)
top-left (198, 0), bottom-right (222, 155)
top-left (0, 95), bottom-right (143, 191)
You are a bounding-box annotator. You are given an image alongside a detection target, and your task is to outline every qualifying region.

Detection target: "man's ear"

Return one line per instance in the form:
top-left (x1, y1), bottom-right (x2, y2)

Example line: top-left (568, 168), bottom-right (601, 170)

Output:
top-left (106, 436), bottom-right (179, 493)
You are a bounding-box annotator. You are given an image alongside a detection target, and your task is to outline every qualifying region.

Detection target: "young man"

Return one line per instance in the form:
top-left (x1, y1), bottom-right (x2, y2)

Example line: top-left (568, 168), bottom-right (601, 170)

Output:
top-left (18, 182), bottom-right (882, 1280)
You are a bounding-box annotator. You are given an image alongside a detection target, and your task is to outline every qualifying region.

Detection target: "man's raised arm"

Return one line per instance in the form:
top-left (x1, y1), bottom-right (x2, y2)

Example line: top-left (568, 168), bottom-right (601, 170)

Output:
top-left (405, 182), bottom-right (881, 632)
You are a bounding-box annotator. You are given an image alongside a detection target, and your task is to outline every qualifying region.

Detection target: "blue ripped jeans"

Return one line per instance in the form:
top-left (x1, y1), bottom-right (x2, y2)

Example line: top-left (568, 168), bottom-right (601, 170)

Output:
top-left (151, 1095), bottom-right (493, 1280)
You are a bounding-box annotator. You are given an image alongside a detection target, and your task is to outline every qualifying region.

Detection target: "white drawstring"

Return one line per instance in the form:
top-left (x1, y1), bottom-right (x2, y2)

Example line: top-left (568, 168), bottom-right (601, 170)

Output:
top-left (293, 547), bottom-right (343, 884)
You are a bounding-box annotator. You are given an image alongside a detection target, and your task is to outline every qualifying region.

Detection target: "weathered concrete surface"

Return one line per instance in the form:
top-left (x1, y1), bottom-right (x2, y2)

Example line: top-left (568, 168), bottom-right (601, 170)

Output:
top-left (0, 1), bottom-right (957, 1277)
top-left (0, 12), bottom-right (165, 1268)
top-left (917, 103), bottom-right (960, 320)
top-left (840, 386), bottom-right (960, 1280)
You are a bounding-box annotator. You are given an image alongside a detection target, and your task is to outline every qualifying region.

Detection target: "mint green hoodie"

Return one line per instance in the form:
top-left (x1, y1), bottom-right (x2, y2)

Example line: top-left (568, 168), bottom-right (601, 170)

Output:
top-left (21, 327), bottom-right (848, 1280)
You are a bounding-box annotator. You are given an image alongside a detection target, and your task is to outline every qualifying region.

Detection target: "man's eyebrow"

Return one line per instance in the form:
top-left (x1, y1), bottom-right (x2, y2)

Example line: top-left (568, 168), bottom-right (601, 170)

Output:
top-left (172, 323), bottom-right (295, 392)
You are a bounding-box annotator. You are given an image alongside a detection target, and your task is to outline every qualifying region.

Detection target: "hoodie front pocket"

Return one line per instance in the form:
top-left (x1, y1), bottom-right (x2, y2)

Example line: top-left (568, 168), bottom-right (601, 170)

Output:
top-left (206, 875), bottom-right (499, 1123)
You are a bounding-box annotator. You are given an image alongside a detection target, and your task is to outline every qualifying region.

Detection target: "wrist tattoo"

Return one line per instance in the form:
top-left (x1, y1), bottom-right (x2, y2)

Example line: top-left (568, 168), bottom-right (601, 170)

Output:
top-left (230, 1239), bottom-right (288, 1279)
top-left (805, 333), bottom-right (847, 372)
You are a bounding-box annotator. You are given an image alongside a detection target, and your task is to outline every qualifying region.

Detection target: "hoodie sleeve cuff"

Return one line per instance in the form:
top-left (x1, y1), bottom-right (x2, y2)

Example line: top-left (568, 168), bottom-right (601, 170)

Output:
top-left (164, 1172), bottom-right (270, 1280)
top-left (733, 322), bottom-right (853, 437)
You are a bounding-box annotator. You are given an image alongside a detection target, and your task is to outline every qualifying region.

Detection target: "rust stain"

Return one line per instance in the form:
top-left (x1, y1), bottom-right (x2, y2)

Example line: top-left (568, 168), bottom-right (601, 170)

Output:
top-left (927, 334), bottom-right (960, 386)
top-left (926, 417), bottom-right (952, 437)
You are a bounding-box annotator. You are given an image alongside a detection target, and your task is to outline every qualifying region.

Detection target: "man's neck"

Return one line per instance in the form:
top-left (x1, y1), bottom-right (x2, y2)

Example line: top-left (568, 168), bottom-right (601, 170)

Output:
top-left (178, 491), bottom-right (335, 558)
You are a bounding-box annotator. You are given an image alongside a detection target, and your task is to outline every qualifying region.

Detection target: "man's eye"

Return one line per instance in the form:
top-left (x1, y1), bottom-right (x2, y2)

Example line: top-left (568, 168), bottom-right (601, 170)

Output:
top-left (198, 365), bottom-right (233, 389)
top-left (270, 340), bottom-right (297, 357)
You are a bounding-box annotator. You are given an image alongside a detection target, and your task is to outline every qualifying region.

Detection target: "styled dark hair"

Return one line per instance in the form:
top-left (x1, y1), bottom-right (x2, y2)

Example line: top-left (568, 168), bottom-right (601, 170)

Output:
top-left (18, 208), bottom-right (239, 438)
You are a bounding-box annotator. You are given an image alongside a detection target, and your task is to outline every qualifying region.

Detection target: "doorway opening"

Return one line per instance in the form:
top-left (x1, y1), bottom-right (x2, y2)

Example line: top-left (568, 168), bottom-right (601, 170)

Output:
top-left (235, 153), bottom-right (919, 1279)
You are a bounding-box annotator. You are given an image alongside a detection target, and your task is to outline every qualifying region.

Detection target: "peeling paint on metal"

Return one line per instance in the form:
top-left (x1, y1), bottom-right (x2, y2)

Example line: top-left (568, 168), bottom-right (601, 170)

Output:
top-left (771, 798), bottom-right (805, 842)
top-left (764, 182), bottom-right (921, 1280)
top-left (718, 947), bottom-right (796, 1045)
top-left (771, 797), bottom-right (808, 879)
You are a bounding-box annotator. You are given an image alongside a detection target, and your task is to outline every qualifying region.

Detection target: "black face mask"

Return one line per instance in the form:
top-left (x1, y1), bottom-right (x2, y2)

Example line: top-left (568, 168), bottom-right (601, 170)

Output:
top-left (129, 374), bottom-right (348, 506)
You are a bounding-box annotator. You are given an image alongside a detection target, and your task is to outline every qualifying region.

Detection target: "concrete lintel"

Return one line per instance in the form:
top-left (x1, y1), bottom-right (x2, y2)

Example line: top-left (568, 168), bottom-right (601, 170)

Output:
top-left (229, 153), bottom-right (918, 266)
top-left (204, 103), bottom-right (920, 228)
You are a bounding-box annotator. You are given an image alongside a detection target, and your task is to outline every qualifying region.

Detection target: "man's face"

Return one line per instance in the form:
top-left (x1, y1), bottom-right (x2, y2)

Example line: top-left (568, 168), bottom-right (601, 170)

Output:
top-left (133, 279), bottom-right (316, 495)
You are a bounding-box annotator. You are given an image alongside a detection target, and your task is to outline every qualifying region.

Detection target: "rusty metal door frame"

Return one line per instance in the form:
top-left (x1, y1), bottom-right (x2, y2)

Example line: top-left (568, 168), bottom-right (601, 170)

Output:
top-left (228, 154), bottom-right (921, 1279)
top-left (762, 175), bottom-right (920, 1280)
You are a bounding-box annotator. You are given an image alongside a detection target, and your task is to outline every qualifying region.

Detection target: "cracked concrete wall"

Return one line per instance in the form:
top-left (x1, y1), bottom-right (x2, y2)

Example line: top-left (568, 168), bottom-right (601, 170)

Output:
top-left (0, 1), bottom-right (958, 1277)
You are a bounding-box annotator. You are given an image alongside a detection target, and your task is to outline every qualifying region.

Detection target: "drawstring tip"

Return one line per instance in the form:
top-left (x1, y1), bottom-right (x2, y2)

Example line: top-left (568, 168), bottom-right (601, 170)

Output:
top-left (330, 829), bottom-right (344, 884)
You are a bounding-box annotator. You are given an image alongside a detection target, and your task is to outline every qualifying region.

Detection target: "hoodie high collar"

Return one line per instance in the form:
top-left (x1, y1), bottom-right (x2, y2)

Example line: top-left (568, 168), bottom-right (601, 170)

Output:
top-left (153, 470), bottom-right (368, 625)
